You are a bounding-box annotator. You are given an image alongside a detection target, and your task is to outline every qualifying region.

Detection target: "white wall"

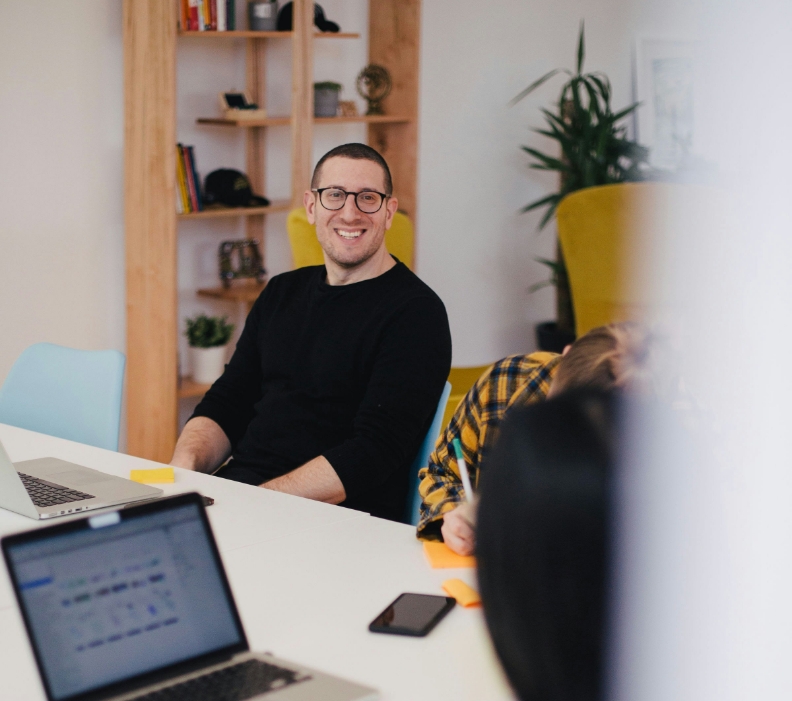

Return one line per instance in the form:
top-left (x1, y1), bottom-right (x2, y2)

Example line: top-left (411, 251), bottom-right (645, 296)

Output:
top-left (0, 0), bottom-right (699, 382)
top-left (417, 0), bottom-right (700, 365)
top-left (0, 0), bottom-right (124, 381)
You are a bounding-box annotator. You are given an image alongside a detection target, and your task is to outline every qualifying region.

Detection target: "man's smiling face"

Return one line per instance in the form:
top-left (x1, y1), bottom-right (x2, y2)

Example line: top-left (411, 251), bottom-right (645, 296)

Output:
top-left (305, 156), bottom-right (398, 273)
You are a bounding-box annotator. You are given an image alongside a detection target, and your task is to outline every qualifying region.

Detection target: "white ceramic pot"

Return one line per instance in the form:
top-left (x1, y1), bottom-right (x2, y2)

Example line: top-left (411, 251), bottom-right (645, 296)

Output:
top-left (191, 345), bottom-right (229, 385)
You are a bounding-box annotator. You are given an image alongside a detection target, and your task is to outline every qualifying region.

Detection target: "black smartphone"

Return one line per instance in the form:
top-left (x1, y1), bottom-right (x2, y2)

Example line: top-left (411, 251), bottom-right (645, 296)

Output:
top-left (369, 593), bottom-right (456, 637)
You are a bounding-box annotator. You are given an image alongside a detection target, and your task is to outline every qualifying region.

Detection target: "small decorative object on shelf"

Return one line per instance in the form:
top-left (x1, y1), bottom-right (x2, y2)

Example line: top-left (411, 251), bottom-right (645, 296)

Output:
top-left (314, 82), bottom-right (342, 117)
top-left (248, 0), bottom-right (278, 31)
top-left (203, 169), bottom-right (270, 208)
top-left (219, 240), bottom-right (267, 288)
top-left (185, 314), bottom-right (235, 385)
top-left (276, 2), bottom-right (340, 32)
top-left (356, 64), bottom-right (392, 116)
top-left (218, 92), bottom-right (268, 121)
top-left (338, 100), bottom-right (359, 118)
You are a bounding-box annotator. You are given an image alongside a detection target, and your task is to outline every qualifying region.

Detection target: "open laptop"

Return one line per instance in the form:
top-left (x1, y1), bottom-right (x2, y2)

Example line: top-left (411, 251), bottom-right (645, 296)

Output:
top-left (0, 438), bottom-right (162, 520)
top-left (1, 492), bottom-right (378, 701)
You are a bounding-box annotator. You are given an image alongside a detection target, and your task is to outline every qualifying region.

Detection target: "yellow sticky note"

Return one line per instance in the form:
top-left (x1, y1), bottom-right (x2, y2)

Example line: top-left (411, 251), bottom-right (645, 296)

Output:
top-left (422, 541), bottom-right (476, 569)
top-left (130, 468), bottom-right (175, 484)
top-left (442, 578), bottom-right (481, 607)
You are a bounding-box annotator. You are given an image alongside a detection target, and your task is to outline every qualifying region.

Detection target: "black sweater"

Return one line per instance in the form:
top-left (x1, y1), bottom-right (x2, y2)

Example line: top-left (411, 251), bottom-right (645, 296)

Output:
top-left (192, 261), bottom-right (452, 520)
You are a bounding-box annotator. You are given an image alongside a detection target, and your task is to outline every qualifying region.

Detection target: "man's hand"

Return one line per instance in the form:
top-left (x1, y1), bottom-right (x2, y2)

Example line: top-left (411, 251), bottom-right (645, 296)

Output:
top-left (170, 417), bottom-right (231, 474)
top-left (261, 455), bottom-right (346, 504)
top-left (441, 501), bottom-right (477, 556)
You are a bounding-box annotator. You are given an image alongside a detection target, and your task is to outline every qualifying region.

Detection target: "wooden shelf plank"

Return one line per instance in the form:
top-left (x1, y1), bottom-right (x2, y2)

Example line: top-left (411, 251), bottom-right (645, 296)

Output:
top-left (315, 115), bottom-right (411, 125)
top-left (178, 200), bottom-right (291, 220)
top-left (178, 377), bottom-right (212, 399)
top-left (180, 30), bottom-right (289, 38)
top-left (197, 283), bottom-right (267, 304)
top-left (197, 116), bottom-right (291, 127)
top-left (197, 115), bottom-right (410, 128)
top-left (315, 32), bottom-right (360, 39)
top-left (178, 30), bottom-right (360, 39)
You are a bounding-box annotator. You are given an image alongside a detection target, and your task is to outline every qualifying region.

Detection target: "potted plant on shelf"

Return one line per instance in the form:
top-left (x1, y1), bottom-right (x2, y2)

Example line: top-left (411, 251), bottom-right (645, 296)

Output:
top-left (314, 81), bottom-right (343, 118)
top-left (513, 23), bottom-right (648, 351)
top-left (185, 314), bottom-right (235, 385)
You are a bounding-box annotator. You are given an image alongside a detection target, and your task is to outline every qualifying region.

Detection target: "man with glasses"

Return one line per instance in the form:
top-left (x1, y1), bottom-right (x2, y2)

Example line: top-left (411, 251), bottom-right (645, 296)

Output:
top-left (171, 143), bottom-right (451, 522)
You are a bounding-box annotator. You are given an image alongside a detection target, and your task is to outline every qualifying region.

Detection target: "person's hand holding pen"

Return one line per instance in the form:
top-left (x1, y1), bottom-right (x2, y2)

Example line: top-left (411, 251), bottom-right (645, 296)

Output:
top-left (441, 439), bottom-right (478, 556)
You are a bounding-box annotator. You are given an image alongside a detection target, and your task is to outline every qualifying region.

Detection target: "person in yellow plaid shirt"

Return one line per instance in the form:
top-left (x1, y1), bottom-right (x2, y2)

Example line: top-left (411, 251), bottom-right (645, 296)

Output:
top-left (416, 352), bottom-right (560, 542)
top-left (417, 322), bottom-right (651, 552)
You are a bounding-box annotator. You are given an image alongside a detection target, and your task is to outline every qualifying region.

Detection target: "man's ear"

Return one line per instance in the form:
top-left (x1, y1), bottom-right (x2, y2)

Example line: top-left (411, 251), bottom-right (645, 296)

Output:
top-left (384, 195), bottom-right (398, 230)
top-left (304, 190), bottom-right (317, 224)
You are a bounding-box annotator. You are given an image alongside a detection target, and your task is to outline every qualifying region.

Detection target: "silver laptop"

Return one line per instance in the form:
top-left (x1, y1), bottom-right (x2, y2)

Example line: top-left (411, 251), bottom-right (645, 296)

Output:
top-left (1, 493), bottom-right (378, 701)
top-left (0, 438), bottom-right (163, 520)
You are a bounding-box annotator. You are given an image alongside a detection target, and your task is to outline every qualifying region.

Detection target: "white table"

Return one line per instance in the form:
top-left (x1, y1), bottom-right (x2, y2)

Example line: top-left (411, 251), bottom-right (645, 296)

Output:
top-left (0, 424), bottom-right (514, 701)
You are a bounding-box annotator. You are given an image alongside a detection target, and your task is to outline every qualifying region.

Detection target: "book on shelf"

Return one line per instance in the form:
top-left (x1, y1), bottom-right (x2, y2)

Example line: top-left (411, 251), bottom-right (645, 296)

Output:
top-left (176, 145), bottom-right (191, 213)
top-left (181, 0), bottom-right (236, 31)
top-left (217, 0), bottom-right (226, 31)
top-left (187, 0), bottom-right (199, 31)
top-left (186, 146), bottom-right (203, 211)
top-left (176, 144), bottom-right (204, 213)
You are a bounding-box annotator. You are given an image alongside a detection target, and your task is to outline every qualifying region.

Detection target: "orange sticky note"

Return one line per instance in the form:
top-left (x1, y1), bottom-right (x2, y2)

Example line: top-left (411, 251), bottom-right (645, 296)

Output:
top-left (442, 578), bottom-right (481, 607)
top-left (130, 468), bottom-right (175, 484)
top-left (422, 541), bottom-right (476, 569)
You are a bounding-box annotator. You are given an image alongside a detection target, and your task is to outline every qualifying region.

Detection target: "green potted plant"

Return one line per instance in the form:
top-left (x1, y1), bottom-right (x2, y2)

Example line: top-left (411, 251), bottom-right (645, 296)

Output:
top-left (513, 23), bottom-right (648, 350)
top-left (314, 81), bottom-right (343, 117)
top-left (185, 314), bottom-right (235, 384)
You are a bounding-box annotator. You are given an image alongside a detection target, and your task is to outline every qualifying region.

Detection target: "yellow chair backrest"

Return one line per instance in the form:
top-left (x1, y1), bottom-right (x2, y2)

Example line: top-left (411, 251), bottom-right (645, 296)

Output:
top-left (443, 365), bottom-right (492, 429)
top-left (287, 207), bottom-right (415, 271)
top-left (557, 182), bottom-right (700, 337)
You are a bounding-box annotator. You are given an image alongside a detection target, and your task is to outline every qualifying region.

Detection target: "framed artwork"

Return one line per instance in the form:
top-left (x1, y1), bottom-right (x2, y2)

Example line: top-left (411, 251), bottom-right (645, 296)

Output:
top-left (634, 39), bottom-right (697, 171)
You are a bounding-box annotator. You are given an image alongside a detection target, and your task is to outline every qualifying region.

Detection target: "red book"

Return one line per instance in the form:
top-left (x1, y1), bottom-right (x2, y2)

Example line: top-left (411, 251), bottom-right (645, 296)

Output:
top-left (209, 0), bottom-right (217, 30)
top-left (188, 0), bottom-right (199, 31)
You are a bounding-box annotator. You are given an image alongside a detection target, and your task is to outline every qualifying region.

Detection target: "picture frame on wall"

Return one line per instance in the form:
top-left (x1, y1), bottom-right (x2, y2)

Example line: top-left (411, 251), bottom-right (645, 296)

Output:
top-left (633, 39), bottom-right (698, 171)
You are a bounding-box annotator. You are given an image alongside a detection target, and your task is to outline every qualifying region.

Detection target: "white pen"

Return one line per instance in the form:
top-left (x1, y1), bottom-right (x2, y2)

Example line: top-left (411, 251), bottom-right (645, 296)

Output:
top-left (451, 438), bottom-right (474, 504)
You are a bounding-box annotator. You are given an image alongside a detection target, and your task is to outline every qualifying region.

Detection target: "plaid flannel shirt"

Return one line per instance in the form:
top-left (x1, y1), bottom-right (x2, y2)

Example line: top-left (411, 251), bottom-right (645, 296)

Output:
top-left (416, 352), bottom-right (561, 540)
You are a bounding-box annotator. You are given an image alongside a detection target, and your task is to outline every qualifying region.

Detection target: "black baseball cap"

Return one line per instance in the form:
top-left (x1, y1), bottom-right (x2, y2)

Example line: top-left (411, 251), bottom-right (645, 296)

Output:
top-left (276, 2), bottom-right (340, 32)
top-left (203, 170), bottom-right (270, 208)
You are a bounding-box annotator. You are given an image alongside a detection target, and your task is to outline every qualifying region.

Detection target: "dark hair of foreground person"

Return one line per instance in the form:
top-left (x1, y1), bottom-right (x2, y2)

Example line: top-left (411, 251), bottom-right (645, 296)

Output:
top-left (476, 390), bottom-right (618, 701)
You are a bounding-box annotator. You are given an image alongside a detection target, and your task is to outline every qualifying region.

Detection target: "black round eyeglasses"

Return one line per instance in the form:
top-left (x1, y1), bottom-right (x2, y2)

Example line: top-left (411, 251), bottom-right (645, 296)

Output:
top-left (312, 187), bottom-right (389, 214)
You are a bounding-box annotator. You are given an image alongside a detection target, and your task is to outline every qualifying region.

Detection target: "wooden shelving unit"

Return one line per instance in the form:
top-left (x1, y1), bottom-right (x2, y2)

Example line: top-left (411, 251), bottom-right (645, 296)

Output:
top-left (124, 0), bottom-right (421, 462)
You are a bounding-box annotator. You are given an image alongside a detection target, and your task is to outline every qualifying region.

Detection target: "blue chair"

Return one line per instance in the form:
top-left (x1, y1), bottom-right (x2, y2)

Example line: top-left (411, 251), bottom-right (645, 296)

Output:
top-left (404, 381), bottom-right (452, 525)
top-left (0, 343), bottom-right (126, 451)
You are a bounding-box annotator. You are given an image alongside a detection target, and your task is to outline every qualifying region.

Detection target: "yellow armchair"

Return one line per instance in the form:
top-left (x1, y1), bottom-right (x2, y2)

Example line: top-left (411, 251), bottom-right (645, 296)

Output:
top-left (557, 182), bottom-right (660, 337)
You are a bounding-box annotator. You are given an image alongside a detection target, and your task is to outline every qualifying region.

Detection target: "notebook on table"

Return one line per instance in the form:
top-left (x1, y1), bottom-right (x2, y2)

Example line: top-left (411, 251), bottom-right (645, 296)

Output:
top-left (1, 492), bottom-right (377, 701)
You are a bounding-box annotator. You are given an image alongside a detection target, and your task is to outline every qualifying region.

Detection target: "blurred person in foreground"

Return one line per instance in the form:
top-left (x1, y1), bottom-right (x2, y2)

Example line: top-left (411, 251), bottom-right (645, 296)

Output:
top-left (476, 390), bottom-right (618, 701)
top-left (417, 321), bottom-right (659, 553)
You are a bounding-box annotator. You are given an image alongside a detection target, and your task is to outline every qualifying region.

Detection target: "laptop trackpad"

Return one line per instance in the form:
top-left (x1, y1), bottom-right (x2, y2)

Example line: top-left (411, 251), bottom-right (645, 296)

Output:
top-left (50, 469), bottom-right (115, 487)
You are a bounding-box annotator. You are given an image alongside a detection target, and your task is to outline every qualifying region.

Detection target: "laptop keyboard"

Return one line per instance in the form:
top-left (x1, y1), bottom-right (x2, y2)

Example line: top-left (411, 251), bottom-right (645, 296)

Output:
top-left (18, 472), bottom-right (95, 508)
top-left (131, 659), bottom-right (308, 701)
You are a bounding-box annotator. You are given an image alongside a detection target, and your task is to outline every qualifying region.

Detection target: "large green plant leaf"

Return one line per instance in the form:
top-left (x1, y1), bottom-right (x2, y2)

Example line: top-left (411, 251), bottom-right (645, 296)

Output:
top-left (512, 22), bottom-right (649, 293)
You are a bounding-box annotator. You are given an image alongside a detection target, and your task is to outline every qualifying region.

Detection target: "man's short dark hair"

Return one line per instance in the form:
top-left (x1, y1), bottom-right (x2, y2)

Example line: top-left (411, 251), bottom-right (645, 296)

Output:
top-left (310, 143), bottom-right (393, 195)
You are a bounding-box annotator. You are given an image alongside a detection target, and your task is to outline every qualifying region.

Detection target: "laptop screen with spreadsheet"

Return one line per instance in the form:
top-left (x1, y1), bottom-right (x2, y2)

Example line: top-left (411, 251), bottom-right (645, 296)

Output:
top-left (2, 494), bottom-right (247, 701)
